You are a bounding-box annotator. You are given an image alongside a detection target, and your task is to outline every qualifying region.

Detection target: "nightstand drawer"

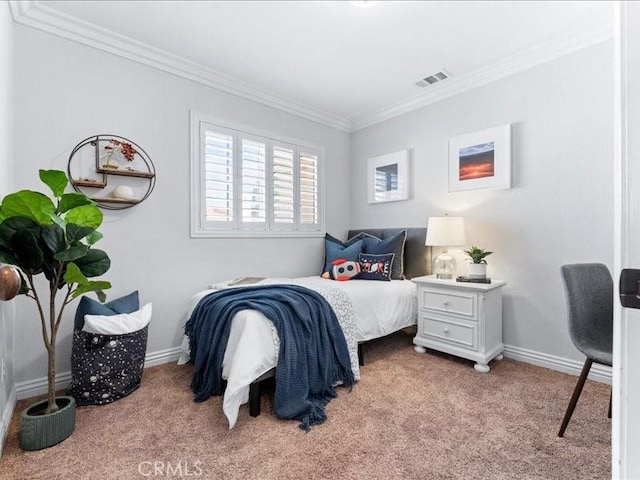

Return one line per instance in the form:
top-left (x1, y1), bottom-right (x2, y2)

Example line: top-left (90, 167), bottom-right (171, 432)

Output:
top-left (420, 289), bottom-right (477, 320)
top-left (421, 316), bottom-right (477, 350)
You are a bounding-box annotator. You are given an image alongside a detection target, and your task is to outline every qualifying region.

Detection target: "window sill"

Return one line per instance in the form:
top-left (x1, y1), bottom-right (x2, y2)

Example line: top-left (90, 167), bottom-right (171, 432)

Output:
top-left (190, 229), bottom-right (325, 239)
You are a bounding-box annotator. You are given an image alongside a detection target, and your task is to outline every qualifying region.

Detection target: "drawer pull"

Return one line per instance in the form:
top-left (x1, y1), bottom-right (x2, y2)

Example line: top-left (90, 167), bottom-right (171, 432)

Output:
top-left (443, 301), bottom-right (450, 306)
top-left (443, 328), bottom-right (450, 334)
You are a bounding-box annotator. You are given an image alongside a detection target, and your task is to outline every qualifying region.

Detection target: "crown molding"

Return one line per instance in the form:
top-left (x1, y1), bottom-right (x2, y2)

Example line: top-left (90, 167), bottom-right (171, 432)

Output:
top-left (10, 2), bottom-right (613, 134)
top-left (7, 0), bottom-right (37, 21)
top-left (350, 20), bottom-right (614, 132)
top-left (9, 2), bottom-right (352, 132)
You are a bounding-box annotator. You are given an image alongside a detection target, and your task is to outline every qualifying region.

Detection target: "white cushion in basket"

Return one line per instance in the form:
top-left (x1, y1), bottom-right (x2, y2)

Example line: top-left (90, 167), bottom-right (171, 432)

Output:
top-left (83, 303), bottom-right (152, 335)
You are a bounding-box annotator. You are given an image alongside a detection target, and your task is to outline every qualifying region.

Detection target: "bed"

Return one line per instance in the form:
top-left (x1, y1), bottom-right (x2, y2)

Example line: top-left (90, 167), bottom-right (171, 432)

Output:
top-left (179, 227), bottom-right (430, 428)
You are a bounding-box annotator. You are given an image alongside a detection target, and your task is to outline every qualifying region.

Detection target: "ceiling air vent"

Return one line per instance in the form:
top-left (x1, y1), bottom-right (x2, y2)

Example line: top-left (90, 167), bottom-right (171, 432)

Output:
top-left (415, 70), bottom-right (451, 88)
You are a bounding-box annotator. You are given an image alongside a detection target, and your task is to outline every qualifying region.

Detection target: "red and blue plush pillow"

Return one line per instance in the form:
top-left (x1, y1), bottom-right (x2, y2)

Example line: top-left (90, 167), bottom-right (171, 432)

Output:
top-left (331, 259), bottom-right (361, 281)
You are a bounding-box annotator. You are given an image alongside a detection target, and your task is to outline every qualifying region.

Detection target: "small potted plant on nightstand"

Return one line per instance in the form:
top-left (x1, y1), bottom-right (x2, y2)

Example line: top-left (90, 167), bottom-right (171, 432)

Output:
top-left (464, 246), bottom-right (492, 279)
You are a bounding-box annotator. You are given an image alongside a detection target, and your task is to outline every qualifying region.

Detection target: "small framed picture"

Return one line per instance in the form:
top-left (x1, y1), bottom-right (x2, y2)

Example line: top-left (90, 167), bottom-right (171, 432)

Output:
top-left (448, 124), bottom-right (511, 192)
top-left (367, 149), bottom-right (410, 204)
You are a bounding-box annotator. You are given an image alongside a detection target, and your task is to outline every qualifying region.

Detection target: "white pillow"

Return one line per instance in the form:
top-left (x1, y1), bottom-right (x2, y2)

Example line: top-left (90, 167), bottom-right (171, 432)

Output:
top-left (83, 303), bottom-right (152, 335)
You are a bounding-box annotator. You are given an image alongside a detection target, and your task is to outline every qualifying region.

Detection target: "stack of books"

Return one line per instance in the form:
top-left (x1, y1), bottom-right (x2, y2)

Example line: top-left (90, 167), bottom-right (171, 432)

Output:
top-left (456, 276), bottom-right (491, 284)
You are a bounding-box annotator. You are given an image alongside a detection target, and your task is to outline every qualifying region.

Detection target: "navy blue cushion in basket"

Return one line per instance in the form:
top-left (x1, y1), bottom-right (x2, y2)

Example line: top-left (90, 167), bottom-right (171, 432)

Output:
top-left (74, 291), bottom-right (140, 330)
top-left (322, 233), bottom-right (364, 278)
top-left (358, 230), bottom-right (406, 280)
top-left (358, 253), bottom-right (395, 281)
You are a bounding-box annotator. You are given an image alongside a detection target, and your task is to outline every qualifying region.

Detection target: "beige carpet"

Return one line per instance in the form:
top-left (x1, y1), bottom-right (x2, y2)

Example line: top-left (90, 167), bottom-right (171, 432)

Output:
top-left (0, 330), bottom-right (610, 480)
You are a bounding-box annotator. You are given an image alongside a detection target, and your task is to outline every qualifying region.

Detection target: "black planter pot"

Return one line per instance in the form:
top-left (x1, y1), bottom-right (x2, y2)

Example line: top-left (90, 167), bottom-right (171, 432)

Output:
top-left (20, 396), bottom-right (76, 451)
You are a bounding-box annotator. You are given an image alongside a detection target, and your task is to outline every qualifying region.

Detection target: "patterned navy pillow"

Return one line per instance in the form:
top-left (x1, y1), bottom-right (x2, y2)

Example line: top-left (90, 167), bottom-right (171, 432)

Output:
top-left (358, 230), bottom-right (407, 280)
top-left (358, 253), bottom-right (395, 281)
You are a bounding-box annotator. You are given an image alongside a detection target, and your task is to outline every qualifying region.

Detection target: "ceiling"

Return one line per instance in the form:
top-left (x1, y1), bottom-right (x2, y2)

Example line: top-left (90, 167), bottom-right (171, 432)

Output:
top-left (18, 1), bottom-right (613, 131)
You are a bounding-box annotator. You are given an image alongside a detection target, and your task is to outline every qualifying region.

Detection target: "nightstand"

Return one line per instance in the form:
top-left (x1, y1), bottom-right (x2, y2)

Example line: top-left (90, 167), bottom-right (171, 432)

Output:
top-left (411, 275), bottom-right (506, 373)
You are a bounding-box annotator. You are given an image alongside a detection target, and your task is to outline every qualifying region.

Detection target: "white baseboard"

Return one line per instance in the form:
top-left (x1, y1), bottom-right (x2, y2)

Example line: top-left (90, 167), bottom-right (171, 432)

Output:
top-left (0, 387), bottom-right (16, 458)
top-left (143, 346), bottom-right (183, 368)
top-left (15, 346), bottom-right (183, 400)
top-left (14, 343), bottom-right (610, 400)
top-left (16, 371), bottom-right (72, 401)
top-left (503, 344), bottom-right (612, 384)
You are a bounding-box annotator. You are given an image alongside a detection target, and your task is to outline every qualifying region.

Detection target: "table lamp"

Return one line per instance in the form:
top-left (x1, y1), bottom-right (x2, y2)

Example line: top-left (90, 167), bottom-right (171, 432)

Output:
top-left (425, 215), bottom-right (466, 279)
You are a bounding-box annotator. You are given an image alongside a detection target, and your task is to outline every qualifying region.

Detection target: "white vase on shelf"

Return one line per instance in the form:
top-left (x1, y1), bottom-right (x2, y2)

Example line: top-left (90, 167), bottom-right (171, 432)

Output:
top-left (112, 185), bottom-right (134, 200)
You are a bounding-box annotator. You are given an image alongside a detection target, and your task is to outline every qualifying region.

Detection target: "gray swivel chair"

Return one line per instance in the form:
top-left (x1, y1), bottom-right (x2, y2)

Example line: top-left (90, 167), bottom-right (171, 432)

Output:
top-left (558, 263), bottom-right (613, 437)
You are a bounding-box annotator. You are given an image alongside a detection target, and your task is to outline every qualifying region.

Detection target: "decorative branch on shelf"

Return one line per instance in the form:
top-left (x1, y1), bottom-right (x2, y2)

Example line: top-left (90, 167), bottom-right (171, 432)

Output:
top-left (102, 139), bottom-right (138, 170)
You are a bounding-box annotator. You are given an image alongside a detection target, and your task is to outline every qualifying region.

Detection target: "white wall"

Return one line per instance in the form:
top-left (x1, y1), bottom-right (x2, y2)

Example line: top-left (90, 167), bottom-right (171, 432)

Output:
top-left (615, 2), bottom-right (640, 474)
top-left (0, 1), bottom-right (15, 456)
top-left (12, 26), bottom-right (351, 386)
top-left (350, 42), bottom-right (613, 364)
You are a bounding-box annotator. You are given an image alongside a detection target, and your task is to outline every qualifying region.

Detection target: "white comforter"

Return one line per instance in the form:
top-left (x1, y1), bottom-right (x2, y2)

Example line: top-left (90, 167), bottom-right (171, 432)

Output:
top-left (178, 277), bottom-right (417, 428)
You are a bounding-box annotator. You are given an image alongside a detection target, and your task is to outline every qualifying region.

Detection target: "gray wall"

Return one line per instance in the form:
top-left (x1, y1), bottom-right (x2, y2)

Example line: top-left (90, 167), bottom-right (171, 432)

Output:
top-left (350, 41), bottom-right (613, 363)
top-left (12, 26), bottom-right (351, 385)
top-left (9, 23), bottom-right (613, 387)
top-left (0, 1), bottom-right (15, 454)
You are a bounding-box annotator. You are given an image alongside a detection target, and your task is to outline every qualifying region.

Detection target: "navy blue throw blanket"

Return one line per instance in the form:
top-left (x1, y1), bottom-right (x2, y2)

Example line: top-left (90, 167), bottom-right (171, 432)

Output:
top-left (185, 284), bottom-right (355, 431)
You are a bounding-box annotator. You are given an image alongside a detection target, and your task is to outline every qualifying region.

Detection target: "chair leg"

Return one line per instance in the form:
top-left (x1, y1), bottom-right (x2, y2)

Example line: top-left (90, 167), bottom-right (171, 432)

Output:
top-left (558, 358), bottom-right (593, 437)
top-left (608, 389), bottom-right (612, 419)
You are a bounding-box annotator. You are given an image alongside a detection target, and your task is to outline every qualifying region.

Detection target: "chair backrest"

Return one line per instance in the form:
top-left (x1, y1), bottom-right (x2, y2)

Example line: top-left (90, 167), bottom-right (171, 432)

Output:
top-left (560, 263), bottom-right (613, 366)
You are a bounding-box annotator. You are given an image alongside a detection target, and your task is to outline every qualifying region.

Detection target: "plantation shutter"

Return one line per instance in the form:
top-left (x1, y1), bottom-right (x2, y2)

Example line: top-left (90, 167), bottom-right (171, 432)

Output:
top-left (240, 137), bottom-right (267, 228)
top-left (272, 144), bottom-right (295, 228)
top-left (203, 127), bottom-right (234, 226)
top-left (299, 151), bottom-right (319, 228)
top-left (194, 116), bottom-right (323, 236)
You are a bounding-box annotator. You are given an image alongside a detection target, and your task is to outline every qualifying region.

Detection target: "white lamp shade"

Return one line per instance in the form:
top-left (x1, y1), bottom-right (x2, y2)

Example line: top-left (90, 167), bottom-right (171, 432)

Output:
top-left (425, 216), bottom-right (466, 247)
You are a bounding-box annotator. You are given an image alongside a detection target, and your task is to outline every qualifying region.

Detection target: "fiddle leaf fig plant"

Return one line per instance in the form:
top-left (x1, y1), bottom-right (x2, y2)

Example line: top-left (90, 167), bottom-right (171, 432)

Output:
top-left (464, 245), bottom-right (493, 264)
top-left (0, 170), bottom-right (111, 414)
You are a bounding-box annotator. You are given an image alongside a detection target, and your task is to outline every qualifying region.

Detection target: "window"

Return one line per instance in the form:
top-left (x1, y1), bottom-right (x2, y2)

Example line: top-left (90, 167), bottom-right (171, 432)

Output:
top-left (191, 113), bottom-right (324, 237)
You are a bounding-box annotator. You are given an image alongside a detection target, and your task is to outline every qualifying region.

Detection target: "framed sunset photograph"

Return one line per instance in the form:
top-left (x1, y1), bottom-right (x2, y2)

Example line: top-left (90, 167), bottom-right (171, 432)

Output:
top-left (448, 124), bottom-right (511, 192)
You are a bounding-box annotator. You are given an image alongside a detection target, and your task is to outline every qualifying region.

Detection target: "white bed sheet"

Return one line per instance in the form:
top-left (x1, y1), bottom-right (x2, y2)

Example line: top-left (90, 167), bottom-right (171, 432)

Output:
top-left (178, 277), bottom-right (417, 428)
top-left (337, 278), bottom-right (417, 342)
